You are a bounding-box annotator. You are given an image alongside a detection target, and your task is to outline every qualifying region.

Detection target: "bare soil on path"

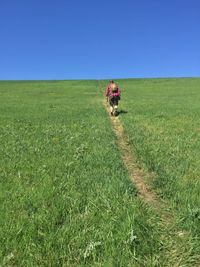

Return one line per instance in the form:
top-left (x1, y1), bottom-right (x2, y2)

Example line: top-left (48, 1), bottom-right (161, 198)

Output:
top-left (99, 81), bottom-right (199, 266)
top-left (103, 100), bottom-right (200, 266)
top-left (100, 81), bottom-right (162, 210)
top-left (103, 99), bottom-right (164, 210)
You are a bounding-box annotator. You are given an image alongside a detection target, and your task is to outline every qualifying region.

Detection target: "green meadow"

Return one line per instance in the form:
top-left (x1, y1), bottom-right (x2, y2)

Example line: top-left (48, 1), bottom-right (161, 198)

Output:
top-left (118, 77), bottom-right (200, 256)
top-left (0, 79), bottom-right (200, 266)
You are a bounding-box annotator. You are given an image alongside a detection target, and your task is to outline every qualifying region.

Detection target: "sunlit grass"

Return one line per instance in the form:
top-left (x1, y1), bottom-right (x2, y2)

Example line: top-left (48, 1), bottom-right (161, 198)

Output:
top-left (0, 80), bottom-right (168, 266)
top-left (0, 79), bottom-right (199, 266)
top-left (118, 77), bottom-right (200, 258)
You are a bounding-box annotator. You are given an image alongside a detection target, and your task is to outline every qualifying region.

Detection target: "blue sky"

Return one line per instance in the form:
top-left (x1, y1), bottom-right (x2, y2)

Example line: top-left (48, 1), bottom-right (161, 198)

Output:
top-left (0, 0), bottom-right (200, 80)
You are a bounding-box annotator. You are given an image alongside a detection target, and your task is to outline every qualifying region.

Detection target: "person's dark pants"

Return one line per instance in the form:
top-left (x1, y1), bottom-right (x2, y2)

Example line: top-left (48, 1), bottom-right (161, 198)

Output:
top-left (109, 96), bottom-right (120, 107)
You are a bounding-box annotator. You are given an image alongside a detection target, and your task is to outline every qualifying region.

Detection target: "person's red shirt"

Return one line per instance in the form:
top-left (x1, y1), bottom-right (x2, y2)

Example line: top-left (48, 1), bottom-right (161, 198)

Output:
top-left (105, 84), bottom-right (121, 97)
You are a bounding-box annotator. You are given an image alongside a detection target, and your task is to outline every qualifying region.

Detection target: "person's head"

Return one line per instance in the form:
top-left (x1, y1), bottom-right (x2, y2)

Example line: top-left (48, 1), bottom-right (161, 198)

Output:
top-left (109, 80), bottom-right (114, 84)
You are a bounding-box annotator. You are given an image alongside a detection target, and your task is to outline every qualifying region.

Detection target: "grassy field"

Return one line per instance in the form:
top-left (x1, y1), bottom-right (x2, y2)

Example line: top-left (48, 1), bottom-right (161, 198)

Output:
top-left (0, 81), bottom-right (168, 266)
top-left (0, 79), bottom-right (199, 266)
top-left (116, 77), bottom-right (200, 259)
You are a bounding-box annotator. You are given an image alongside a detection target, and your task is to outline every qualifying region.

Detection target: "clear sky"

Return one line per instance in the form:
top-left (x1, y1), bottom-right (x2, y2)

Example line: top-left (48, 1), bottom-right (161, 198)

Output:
top-left (0, 0), bottom-right (200, 80)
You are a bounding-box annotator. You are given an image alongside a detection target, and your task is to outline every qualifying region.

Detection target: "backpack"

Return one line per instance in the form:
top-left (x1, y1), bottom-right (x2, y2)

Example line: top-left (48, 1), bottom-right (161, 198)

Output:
top-left (110, 83), bottom-right (118, 92)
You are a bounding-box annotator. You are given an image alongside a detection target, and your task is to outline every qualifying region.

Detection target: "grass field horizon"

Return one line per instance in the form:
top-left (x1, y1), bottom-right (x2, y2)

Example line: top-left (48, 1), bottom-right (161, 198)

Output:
top-left (0, 78), bottom-right (200, 266)
top-left (0, 75), bottom-right (199, 81)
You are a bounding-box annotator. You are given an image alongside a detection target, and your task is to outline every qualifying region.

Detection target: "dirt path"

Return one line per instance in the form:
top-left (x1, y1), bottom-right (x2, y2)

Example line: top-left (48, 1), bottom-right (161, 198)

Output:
top-left (100, 80), bottom-right (172, 220)
top-left (105, 104), bottom-right (200, 265)
top-left (101, 81), bottom-right (162, 212)
top-left (99, 81), bottom-right (200, 266)
top-left (105, 106), bottom-right (200, 266)
top-left (105, 102), bottom-right (160, 206)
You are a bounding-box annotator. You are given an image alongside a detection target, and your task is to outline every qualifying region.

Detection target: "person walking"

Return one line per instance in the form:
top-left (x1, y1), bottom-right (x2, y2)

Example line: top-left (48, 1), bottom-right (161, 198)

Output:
top-left (105, 80), bottom-right (121, 116)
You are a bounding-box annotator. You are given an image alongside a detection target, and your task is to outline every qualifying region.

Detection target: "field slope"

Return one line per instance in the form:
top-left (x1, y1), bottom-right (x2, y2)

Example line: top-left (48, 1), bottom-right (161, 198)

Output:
top-left (0, 79), bottom-right (199, 266)
top-left (115, 77), bottom-right (200, 260)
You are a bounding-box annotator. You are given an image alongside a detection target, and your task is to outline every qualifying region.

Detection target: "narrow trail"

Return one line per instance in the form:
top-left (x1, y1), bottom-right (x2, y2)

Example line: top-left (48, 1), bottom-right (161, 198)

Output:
top-left (104, 100), bottom-right (160, 207)
top-left (100, 81), bottom-right (163, 213)
top-left (100, 88), bottom-right (176, 224)
top-left (98, 81), bottom-right (200, 266)
top-left (103, 99), bottom-right (175, 224)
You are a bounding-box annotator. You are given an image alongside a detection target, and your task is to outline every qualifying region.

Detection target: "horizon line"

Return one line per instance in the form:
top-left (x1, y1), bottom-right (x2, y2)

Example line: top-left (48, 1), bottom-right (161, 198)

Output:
top-left (0, 76), bottom-right (200, 82)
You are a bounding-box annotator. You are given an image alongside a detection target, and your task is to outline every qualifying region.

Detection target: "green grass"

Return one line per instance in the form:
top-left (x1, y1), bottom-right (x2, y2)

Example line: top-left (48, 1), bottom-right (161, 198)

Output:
top-left (0, 79), bottom-right (199, 266)
top-left (0, 80), bottom-right (170, 266)
top-left (115, 77), bottom-right (200, 258)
